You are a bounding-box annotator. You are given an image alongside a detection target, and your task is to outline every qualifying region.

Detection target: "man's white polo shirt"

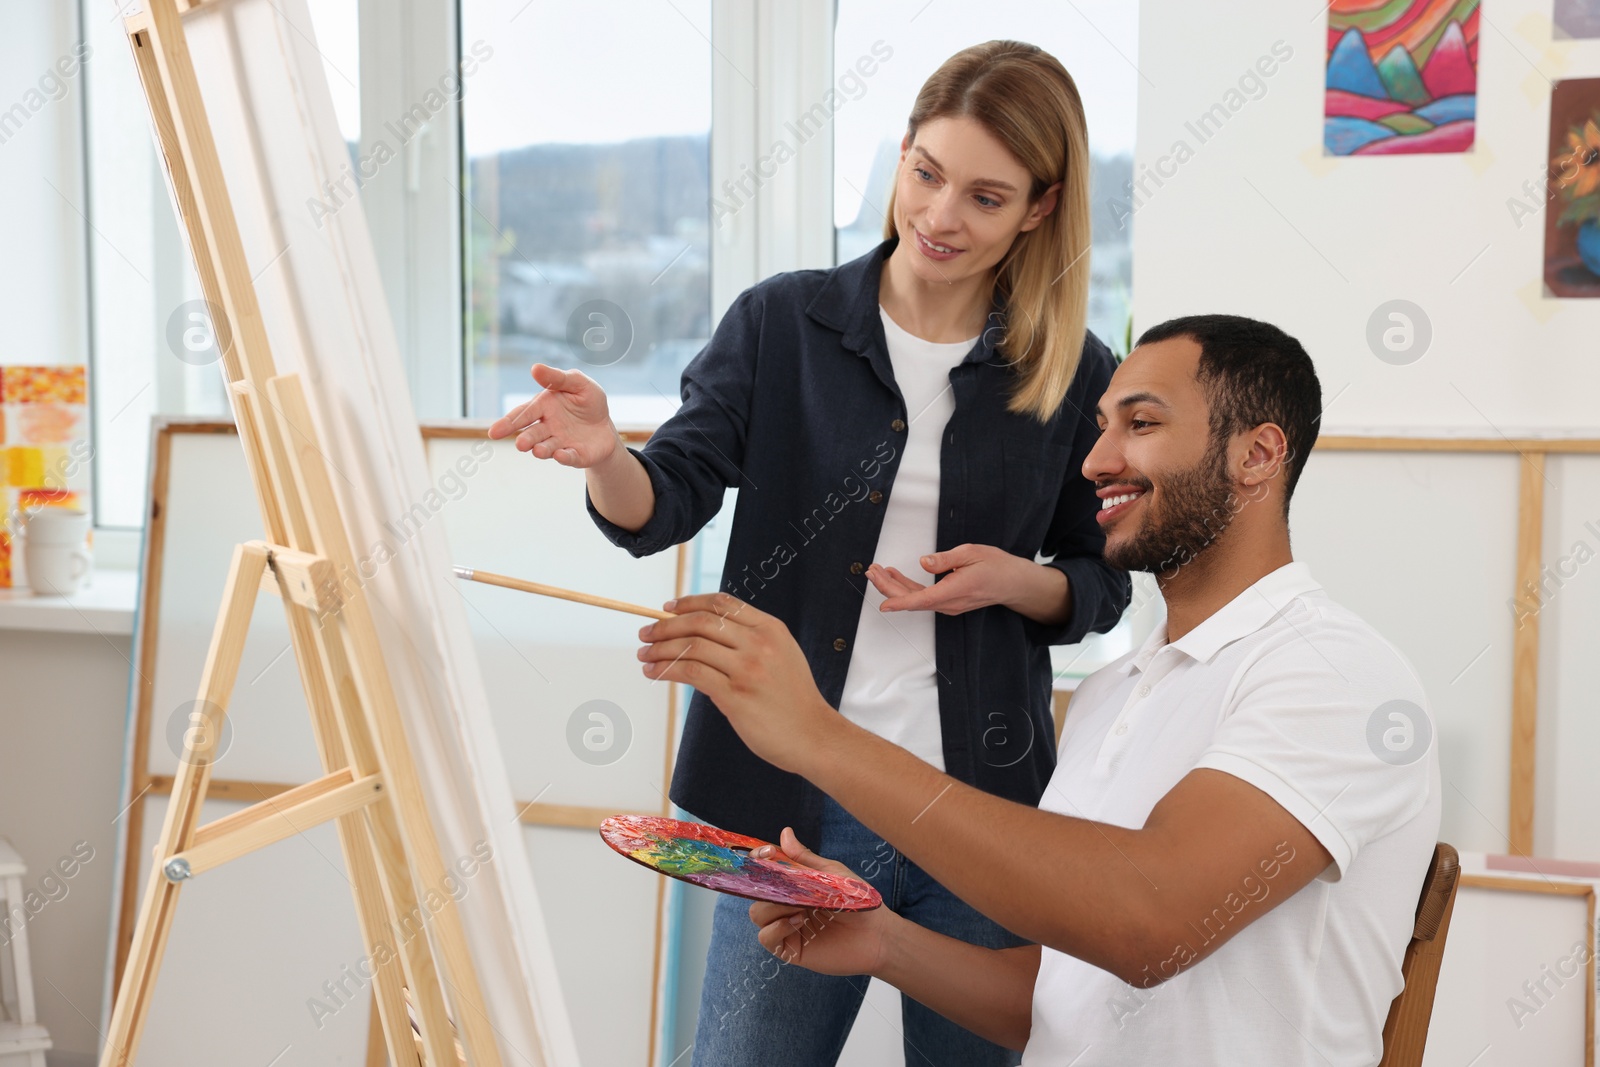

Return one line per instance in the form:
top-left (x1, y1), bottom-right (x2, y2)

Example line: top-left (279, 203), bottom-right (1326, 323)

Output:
top-left (1024, 562), bottom-right (1441, 1067)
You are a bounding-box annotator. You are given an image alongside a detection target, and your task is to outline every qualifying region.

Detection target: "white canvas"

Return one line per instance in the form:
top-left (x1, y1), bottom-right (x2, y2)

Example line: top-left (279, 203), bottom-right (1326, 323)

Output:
top-left (1423, 870), bottom-right (1595, 1067)
top-left (144, 2), bottom-right (579, 1061)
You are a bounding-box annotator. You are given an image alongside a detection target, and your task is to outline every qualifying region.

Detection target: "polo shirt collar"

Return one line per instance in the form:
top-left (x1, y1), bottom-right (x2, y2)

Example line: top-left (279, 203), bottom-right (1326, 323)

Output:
top-left (1122, 561), bottom-right (1323, 674)
top-left (807, 237), bottom-right (1007, 367)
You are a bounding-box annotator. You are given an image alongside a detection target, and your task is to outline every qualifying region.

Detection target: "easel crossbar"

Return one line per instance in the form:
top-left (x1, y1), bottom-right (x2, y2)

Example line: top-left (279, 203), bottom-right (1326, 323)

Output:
top-left (167, 772), bottom-right (385, 880)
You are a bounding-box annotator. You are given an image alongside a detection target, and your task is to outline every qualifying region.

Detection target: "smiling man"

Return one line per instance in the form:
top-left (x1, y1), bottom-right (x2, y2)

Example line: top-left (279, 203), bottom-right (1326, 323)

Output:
top-left (638, 314), bottom-right (1441, 1066)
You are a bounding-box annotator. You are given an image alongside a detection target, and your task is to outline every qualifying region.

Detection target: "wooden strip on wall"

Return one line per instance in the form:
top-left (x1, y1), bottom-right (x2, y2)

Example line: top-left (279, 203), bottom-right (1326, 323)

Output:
top-left (1460, 874), bottom-right (1594, 897)
top-left (1319, 437), bottom-right (1600, 454)
top-left (515, 803), bottom-right (629, 831)
top-left (422, 422), bottom-right (653, 445)
top-left (1510, 454), bottom-right (1546, 856)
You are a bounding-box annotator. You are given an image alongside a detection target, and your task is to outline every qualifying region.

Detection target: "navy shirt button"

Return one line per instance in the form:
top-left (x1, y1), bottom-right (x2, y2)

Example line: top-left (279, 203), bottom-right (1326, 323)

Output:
top-left (849, 562), bottom-right (864, 575)
top-left (833, 638), bottom-right (847, 652)
top-left (868, 490), bottom-right (884, 504)
top-left (891, 418), bottom-right (906, 432)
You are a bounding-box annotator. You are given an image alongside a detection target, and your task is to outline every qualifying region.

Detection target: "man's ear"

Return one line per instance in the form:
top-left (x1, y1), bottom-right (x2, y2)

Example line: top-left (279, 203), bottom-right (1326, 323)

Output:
top-left (1238, 423), bottom-right (1289, 501)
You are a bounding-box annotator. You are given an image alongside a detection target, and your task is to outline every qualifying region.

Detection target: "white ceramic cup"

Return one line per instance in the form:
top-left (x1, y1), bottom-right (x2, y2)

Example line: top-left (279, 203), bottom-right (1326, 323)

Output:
top-left (25, 507), bottom-right (91, 546)
top-left (26, 542), bottom-right (92, 596)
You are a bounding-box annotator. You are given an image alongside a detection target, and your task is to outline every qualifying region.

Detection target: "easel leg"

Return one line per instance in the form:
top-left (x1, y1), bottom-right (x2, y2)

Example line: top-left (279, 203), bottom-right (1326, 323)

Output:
top-left (335, 811), bottom-right (427, 1067)
top-left (270, 579), bottom-right (421, 1067)
top-left (296, 601), bottom-right (451, 1067)
top-left (367, 985), bottom-right (388, 1067)
top-left (101, 544), bottom-right (269, 1067)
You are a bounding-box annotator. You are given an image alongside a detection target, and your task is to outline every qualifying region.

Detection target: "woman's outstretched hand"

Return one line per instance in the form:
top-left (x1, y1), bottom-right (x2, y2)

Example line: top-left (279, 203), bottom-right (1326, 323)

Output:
top-left (487, 363), bottom-right (618, 468)
top-left (749, 828), bottom-right (896, 977)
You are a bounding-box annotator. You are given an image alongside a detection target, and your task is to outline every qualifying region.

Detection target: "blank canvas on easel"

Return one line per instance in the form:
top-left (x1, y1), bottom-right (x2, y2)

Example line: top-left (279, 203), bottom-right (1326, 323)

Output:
top-left (126, 0), bottom-right (576, 1059)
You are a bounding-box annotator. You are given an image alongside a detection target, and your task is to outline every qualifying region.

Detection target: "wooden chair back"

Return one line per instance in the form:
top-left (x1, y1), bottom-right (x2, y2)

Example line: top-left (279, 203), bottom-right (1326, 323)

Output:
top-left (1378, 842), bottom-right (1461, 1067)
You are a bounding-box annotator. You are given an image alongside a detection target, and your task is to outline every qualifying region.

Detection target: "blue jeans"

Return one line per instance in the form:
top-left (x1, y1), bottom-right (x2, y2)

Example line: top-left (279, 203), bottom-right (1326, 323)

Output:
top-left (691, 796), bottom-right (1026, 1066)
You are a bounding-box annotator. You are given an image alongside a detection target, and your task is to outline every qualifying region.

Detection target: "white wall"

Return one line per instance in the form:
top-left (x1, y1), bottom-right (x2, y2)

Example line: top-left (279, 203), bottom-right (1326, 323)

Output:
top-left (1134, 0), bottom-right (1600, 861)
top-left (0, 630), bottom-right (129, 1067)
top-left (0, 9), bottom-right (103, 1065)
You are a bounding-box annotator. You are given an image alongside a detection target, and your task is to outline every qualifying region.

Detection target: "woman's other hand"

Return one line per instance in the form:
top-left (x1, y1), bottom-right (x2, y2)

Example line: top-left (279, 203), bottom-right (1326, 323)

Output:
top-left (488, 363), bottom-right (618, 468)
top-left (868, 544), bottom-right (1028, 615)
top-left (868, 545), bottom-right (1073, 626)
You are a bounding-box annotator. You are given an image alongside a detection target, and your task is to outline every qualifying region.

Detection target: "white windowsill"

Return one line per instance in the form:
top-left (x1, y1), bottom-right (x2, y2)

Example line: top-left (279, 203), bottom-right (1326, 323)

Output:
top-left (0, 568), bottom-right (139, 636)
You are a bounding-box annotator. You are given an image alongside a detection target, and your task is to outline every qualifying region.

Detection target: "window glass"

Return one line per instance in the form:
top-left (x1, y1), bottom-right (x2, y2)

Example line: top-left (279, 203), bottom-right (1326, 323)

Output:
top-left (460, 0), bottom-right (713, 426)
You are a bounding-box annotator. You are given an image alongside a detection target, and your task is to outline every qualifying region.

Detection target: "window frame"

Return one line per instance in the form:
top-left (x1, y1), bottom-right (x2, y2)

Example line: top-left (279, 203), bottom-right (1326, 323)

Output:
top-left (364, 0), bottom-right (464, 422)
top-left (710, 0), bottom-right (837, 314)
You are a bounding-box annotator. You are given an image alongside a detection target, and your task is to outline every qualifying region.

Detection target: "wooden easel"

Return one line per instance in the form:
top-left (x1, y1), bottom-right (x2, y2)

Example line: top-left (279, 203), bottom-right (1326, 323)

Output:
top-left (104, 3), bottom-right (501, 1065)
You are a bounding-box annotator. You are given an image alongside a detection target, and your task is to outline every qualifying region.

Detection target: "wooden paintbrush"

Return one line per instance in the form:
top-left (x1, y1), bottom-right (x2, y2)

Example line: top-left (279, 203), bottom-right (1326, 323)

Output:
top-left (453, 565), bottom-right (676, 621)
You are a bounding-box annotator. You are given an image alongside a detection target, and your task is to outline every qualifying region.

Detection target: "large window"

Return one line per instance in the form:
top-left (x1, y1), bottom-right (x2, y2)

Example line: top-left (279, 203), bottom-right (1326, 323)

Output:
top-left (459, 0), bottom-right (712, 426)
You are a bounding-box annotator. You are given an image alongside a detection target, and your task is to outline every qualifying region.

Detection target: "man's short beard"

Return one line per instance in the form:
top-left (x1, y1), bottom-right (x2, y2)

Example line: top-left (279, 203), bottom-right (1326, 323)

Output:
top-left (1104, 445), bottom-right (1236, 575)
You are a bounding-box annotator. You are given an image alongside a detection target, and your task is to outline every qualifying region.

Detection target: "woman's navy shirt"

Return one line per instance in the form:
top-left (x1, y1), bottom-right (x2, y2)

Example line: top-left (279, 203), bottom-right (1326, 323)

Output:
top-left (587, 238), bottom-right (1131, 844)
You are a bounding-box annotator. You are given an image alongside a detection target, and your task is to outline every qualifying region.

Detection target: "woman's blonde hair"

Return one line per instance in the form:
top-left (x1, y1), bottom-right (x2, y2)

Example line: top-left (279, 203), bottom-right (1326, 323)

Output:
top-left (883, 40), bottom-right (1092, 422)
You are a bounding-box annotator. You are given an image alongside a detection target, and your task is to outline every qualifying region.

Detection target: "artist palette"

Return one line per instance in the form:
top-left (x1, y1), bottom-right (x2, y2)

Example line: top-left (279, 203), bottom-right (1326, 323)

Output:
top-left (599, 815), bottom-right (882, 912)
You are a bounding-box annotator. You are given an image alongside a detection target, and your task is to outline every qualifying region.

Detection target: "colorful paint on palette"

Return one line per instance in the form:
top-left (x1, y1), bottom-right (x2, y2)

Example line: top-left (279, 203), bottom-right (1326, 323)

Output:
top-left (1324, 0), bottom-right (1479, 156)
top-left (599, 815), bottom-right (883, 912)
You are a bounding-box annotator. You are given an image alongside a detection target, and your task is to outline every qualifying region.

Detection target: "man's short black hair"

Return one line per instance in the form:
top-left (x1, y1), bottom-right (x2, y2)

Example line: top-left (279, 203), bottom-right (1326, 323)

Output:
top-left (1136, 314), bottom-right (1322, 508)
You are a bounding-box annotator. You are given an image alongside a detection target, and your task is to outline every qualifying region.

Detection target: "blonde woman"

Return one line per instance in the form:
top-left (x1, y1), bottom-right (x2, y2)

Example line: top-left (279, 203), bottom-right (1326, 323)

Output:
top-left (490, 40), bottom-right (1129, 1067)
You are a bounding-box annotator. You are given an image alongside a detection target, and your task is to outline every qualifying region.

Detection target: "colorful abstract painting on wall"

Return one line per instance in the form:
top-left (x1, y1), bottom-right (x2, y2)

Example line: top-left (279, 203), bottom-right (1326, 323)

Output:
top-left (1325, 0), bottom-right (1480, 156)
top-left (0, 366), bottom-right (90, 588)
